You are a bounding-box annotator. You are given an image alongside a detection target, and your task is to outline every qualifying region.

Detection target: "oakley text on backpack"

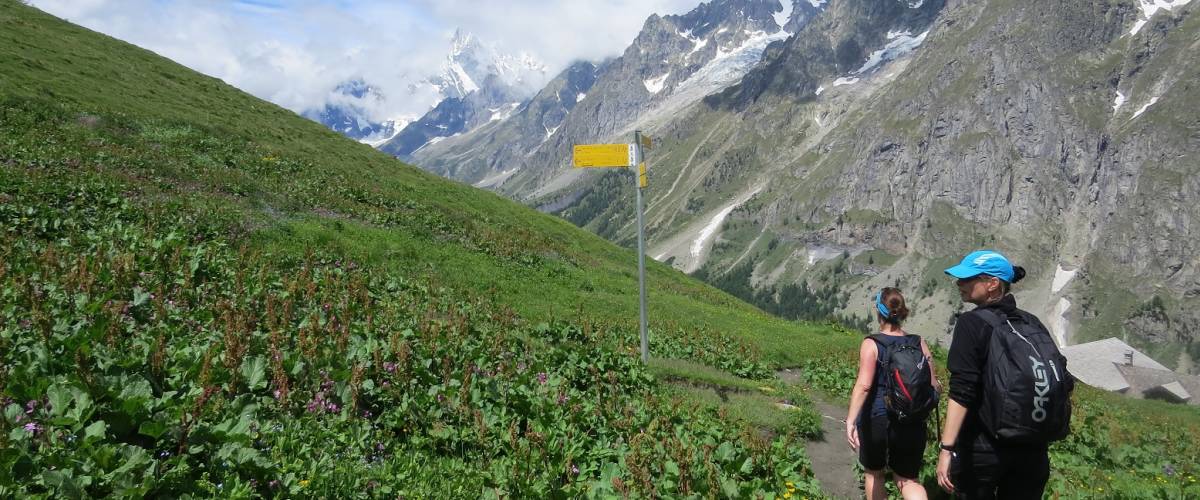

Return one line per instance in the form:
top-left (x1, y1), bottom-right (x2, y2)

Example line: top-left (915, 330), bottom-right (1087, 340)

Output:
top-left (976, 309), bottom-right (1074, 444)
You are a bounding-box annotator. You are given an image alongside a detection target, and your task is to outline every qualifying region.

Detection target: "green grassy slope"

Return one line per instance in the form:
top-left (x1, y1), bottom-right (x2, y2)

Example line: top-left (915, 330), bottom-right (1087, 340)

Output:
top-left (0, 2), bottom-right (840, 497)
top-left (0, 2), bottom-right (850, 366)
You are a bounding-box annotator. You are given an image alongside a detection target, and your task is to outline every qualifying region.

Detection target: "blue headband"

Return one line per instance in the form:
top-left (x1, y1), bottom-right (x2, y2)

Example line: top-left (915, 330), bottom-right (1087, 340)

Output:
top-left (875, 291), bottom-right (891, 318)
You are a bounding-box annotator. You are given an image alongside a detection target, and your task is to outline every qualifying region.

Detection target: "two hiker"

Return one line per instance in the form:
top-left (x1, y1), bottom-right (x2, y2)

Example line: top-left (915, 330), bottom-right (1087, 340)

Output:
top-left (846, 250), bottom-right (1075, 499)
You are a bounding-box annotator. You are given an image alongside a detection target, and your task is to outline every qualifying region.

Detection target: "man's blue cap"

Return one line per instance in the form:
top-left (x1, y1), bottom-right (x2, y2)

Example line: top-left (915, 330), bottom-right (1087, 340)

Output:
top-left (945, 250), bottom-right (1015, 283)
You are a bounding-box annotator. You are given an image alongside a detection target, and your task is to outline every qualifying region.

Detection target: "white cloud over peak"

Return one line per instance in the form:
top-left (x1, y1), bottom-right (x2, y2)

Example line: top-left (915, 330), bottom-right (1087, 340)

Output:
top-left (28, 0), bottom-right (702, 121)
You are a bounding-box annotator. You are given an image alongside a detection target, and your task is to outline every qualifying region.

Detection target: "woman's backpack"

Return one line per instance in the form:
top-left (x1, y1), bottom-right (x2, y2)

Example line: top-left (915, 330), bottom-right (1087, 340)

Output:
top-left (975, 309), bottom-right (1074, 444)
top-left (870, 334), bottom-right (938, 423)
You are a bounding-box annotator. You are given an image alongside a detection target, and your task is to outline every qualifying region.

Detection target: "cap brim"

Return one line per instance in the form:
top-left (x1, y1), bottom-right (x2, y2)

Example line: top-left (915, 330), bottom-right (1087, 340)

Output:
top-left (944, 264), bottom-right (981, 279)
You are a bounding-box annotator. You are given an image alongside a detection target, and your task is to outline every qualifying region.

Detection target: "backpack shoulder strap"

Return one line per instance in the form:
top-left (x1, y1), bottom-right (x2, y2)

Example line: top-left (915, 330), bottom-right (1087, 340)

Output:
top-left (972, 308), bottom-right (1011, 332)
top-left (867, 334), bottom-right (890, 366)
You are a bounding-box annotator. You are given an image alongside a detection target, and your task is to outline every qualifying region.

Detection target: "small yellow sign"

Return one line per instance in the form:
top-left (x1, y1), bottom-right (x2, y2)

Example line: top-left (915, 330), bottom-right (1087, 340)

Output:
top-left (638, 162), bottom-right (648, 188)
top-left (640, 135), bottom-right (653, 151)
top-left (573, 144), bottom-right (632, 168)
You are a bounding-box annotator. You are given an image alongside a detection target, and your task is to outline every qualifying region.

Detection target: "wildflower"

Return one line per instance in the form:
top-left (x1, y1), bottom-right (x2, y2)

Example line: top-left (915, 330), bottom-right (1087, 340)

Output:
top-left (783, 493), bottom-right (792, 499)
top-left (269, 480), bottom-right (280, 489)
top-left (786, 481), bottom-right (795, 488)
top-left (299, 479), bottom-right (310, 488)
top-left (383, 362), bottom-right (397, 373)
top-left (537, 372), bottom-right (548, 385)
top-left (557, 393), bottom-right (569, 405)
top-left (437, 394), bottom-right (445, 403)
top-left (1164, 464), bottom-right (1176, 477)
top-left (18, 319), bottom-right (31, 329)
top-left (571, 465), bottom-right (580, 476)
top-left (23, 422), bottom-right (41, 435)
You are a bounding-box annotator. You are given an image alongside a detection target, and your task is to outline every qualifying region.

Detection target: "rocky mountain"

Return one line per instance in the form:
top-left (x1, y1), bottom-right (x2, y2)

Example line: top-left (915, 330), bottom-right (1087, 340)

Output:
top-left (309, 30), bottom-right (548, 148)
top-left (376, 30), bottom-right (549, 158)
top-left (412, 0), bottom-right (1200, 373)
top-left (409, 0), bottom-right (823, 189)
top-left (302, 80), bottom-right (404, 144)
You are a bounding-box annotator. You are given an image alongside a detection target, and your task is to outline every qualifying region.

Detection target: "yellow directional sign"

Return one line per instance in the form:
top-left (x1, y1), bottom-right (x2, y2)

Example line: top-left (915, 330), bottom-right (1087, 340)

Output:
top-left (640, 135), bottom-right (653, 151)
top-left (573, 144), bottom-right (633, 168)
top-left (638, 162), bottom-right (648, 188)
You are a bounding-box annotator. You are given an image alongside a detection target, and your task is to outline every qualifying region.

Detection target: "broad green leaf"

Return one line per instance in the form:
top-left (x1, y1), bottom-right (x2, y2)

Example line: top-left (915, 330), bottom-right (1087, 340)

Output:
top-left (132, 287), bottom-right (150, 307)
top-left (84, 420), bottom-right (107, 441)
top-left (240, 355), bottom-right (267, 391)
top-left (138, 420), bottom-right (168, 439)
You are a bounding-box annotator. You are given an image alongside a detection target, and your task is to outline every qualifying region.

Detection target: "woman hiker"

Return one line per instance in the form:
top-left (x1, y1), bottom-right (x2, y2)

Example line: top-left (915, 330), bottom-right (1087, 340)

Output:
top-left (846, 287), bottom-right (941, 500)
top-left (936, 250), bottom-right (1074, 499)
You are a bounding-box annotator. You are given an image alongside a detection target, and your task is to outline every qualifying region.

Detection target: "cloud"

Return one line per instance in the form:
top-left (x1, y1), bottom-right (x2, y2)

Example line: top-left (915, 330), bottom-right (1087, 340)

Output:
top-left (28, 0), bottom-right (705, 120)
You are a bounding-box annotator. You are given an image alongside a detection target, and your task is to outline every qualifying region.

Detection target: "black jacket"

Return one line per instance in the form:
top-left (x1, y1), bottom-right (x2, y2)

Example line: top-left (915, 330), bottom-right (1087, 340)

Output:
top-left (948, 294), bottom-right (1050, 450)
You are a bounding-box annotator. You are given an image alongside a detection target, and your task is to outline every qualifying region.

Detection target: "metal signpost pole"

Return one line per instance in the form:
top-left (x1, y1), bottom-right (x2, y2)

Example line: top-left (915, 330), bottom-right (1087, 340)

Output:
top-left (634, 130), bottom-right (649, 364)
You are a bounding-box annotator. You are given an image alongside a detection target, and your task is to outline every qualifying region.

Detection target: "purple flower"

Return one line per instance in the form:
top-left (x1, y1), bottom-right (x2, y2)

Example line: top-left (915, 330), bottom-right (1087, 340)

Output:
top-left (557, 393), bottom-right (569, 405)
top-left (23, 422), bottom-right (40, 435)
top-left (537, 372), bottom-right (548, 385)
top-left (383, 362), bottom-right (397, 373)
top-left (269, 480), bottom-right (280, 489)
top-left (376, 442), bottom-right (385, 452)
top-left (273, 389), bottom-right (282, 400)
top-left (325, 402), bottom-right (340, 413)
top-left (437, 394), bottom-right (445, 403)
top-left (571, 465), bottom-right (580, 476)
top-left (1164, 464), bottom-right (1177, 477)
top-left (361, 410), bottom-right (372, 418)
top-left (19, 319), bottom-right (32, 329)
top-left (25, 400), bottom-right (38, 414)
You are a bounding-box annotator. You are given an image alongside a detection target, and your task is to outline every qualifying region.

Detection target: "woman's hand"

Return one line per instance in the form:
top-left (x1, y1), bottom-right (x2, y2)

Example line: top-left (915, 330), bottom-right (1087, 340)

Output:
top-left (937, 449), bottom-right (955, 494)
top-left (845, 423), bottom-right (858, 451)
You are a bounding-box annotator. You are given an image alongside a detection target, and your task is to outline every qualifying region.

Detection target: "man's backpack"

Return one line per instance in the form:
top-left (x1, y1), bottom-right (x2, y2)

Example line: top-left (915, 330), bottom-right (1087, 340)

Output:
top-left (975, 309), bottom-right (1074, 444)
top-left (870, 334), bottom-right (938, 424)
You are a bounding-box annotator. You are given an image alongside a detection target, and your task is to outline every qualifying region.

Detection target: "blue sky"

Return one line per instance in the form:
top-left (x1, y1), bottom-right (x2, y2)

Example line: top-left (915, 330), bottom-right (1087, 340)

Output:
top-left (29, 0), bottom-right (704, 120)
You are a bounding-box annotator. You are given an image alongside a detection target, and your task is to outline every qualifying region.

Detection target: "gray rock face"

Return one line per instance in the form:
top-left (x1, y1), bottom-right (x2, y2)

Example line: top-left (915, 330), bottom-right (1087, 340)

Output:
top-left (412, 0), bottom-right (1200, 372)
top-left (411, 0), bottom-right (822, 190)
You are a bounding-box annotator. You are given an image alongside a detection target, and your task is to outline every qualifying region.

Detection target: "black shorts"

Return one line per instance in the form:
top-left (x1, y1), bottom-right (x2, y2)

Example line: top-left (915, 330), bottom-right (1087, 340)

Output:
top-left (857, 415), bottom-right (927, 478)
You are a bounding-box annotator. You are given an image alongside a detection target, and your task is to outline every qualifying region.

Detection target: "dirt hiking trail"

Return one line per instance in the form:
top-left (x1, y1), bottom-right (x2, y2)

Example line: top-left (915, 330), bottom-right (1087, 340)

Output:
top-left (777, 368), bottom-right (860, 499)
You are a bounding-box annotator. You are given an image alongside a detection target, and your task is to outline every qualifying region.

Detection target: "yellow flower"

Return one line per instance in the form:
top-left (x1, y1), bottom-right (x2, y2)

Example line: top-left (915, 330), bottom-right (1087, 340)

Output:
top-left (299, 479), bottom-right (310, 488)
top-left (783, 493), bottom-right (792, 499)
top-left (785, 481), bottom-right (795, 488)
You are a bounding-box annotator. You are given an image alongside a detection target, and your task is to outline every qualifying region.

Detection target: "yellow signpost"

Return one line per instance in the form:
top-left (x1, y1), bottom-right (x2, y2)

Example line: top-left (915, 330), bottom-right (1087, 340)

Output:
top-left (571, 131), bottom-right (654, 363)
top-left (572, 144), bottom-right (633, 168)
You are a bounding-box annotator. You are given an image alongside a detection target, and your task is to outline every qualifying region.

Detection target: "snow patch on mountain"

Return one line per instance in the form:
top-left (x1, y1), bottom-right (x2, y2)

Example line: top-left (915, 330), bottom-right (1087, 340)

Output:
top-left (833, 77), bottom-right (859, 87)
top-left (807, 0), bottom-right (827, 7)
top-left (1112, 91), bottom-right (1127, 113)
top-left (633, 29), bottom-right (790, 130)
top-left (1130, 0), bottom-right (1193, 36)
top-left (1052, 265), bottom-right (1078, 294)
top-left (1132, 96), bottom-right (1160, 119)
top-left (774, 0), bottom-right (794, 29)
top-left (855, 30), bottom-right (929, 74)
top-left (489, 103), bottom-right (520, 122)
top-left (576, 93), bottom-right (587, 103)
top-left (644, 72), bottom-right (671, 94)
top-left (901, 0), bottom-right (925, 8)
top-left (690, 185), bottom-right (764, 259)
